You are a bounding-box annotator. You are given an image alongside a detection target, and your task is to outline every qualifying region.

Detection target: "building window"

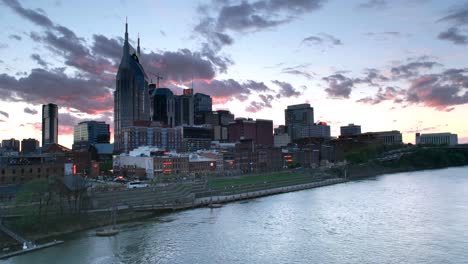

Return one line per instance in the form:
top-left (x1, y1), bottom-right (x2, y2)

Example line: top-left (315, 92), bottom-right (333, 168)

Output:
top-left (29, 168), bottom-right (33, 173)
top-left (1, 169), bottom-right (4, 175)
top-left (37, 168), bottom-right (41, 173)
top-left (12, 169), bottom-right (15, 174)
top-left (1, 177), bottom-right (4, 182)
top-left (21, 168), bottom-right (24, 174)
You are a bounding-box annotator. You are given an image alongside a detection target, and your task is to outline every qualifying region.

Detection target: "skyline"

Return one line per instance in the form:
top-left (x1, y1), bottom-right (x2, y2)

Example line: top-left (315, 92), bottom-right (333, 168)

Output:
top-left (1, 0), bottom-right (468, 148)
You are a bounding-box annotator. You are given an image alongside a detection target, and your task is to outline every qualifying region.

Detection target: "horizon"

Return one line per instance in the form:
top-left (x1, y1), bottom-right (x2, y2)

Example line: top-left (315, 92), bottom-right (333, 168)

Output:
top-left (1, 0), bottom-right (468, 148)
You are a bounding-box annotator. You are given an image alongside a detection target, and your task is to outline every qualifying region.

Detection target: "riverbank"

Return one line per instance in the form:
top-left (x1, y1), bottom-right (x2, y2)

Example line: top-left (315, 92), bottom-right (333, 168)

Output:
top-left (3, 151), bottom-right (468, 251)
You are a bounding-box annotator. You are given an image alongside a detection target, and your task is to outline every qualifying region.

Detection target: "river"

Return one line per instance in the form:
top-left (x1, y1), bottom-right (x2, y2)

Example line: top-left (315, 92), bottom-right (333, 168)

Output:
top-left (4, 166), bottom-right (468, 264)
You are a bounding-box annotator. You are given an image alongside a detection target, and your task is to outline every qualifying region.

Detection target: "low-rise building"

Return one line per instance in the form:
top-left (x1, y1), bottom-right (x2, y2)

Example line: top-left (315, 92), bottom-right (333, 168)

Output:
top-left (416, 132), bottom-right (458, 146)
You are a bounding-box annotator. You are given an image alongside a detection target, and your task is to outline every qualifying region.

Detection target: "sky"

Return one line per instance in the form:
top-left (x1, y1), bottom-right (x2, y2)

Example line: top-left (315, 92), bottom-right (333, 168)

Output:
top-left (0, 0), bottom-right (468, 149)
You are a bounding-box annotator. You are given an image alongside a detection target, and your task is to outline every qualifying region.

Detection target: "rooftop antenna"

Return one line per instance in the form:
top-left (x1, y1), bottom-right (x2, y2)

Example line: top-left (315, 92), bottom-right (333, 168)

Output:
top-left (137, 32), bottom-right (141, 57)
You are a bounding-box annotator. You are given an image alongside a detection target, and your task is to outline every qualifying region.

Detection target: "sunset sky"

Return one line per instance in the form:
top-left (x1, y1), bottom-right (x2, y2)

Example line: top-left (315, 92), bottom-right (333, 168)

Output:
top-left (0, 0), bottom-right (468, 148)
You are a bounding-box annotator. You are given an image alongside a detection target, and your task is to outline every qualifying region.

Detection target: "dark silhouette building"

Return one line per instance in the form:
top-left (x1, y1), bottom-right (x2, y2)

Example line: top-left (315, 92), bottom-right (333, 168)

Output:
top-left (340, 123), bottom-right (361, 136)
top-left (151, 87), bottom-right (175, 127)
top-left (194, 93), bottom-right (212, 125)
top-left (21, 138), bottom-right (39, 154)
top-left (1, 138), bottom-right (20, 152)
top-left (42, 103), bottom-right (58, 146)
top-left (228, 118), bottom-right (273, 146)
top-left (114, 22), bottom-right (151, 153)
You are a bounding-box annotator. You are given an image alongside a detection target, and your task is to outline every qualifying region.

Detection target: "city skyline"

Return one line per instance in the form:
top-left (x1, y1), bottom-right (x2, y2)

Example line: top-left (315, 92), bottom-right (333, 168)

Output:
top-left (1, 0), bottom-right (468, 148)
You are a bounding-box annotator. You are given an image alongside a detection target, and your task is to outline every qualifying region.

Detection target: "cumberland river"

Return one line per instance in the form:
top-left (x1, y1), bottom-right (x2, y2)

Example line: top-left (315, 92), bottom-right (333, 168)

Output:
top-left (5, 166), bottom-right (468, 264)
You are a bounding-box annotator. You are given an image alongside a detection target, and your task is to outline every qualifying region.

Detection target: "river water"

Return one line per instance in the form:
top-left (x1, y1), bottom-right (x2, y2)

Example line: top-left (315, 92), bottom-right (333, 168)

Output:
top-left (4, 166), bottom-right (468, 264)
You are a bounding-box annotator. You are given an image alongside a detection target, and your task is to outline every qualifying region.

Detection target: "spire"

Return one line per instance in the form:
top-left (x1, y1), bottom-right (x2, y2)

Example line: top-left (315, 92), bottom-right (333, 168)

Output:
top-left (137, 32), bottom-right (140, 57)
top-left (123, 17), bottom-right (129, 56)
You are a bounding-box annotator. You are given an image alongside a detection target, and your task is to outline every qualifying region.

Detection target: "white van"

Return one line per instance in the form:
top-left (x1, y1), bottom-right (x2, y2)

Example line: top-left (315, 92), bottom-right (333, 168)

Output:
top-left (127, 181), bottom-right (149, 189)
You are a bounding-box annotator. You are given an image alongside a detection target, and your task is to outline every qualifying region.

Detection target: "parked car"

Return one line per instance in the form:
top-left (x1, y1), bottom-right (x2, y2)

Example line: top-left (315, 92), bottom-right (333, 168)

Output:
top-left (127, 181), bottom-right (149, 189)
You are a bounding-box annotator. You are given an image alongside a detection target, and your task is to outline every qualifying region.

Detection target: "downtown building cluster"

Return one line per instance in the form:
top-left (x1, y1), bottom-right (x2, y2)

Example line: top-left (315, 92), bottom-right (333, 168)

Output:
top-left (0, 23), bottom-right (461, 187)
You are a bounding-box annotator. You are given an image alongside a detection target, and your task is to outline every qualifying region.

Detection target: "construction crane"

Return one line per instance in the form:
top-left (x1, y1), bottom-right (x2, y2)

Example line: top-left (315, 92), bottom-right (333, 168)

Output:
top-left (150, 72), bottom-right (164, 89)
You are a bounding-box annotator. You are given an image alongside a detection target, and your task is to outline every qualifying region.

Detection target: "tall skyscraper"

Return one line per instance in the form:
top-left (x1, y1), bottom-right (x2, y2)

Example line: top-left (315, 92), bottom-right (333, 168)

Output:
top-left (151, 87), bottom-right (175, 127)
top-left (194, 93), bottom-right (212, 125)
top-left (285, 104), bottom-right (314, 141)
top-left (73, 121), bottom-right (110, 150)
top-left (114, 22), bottom-right (151, 153)
top-left (42, 103), bottom-right (58, 146)
top-left (175, 89), bottom-right (194, 126)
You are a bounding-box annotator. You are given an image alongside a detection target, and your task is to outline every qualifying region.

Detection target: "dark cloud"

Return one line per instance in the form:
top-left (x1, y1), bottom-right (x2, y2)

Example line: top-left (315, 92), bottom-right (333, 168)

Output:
top-left (23, 107), bottom-right (38, 115)
top-left (0, 110), bottom-right (9, 118)
top-left (302, 33), bottom-right (342, 46)
top-left (357, 0), bottom-right (387, 9)
top-left (0, 68), bottom-right (113, 114)
top-left (405, 73), bottom-right (468, 111)
top-left (438, 27), bottom-right (468, 45)
top-left (91, 34), bottom-right (123, 61)
top-left (438, 4), bottom-right (468, 26)
top-left (322, 74), bottom-right (354, 98)
top-left (187, 79), bottom-right (274, 104)
top-left (245, 94), bottom-right (274, 112)
top-left (2, 0), bottom-right (54, 28)
top-left (30, 53), bottom-right (48, 68)
top-left (358, 67), bottom-right (468, 111)
top-left (271, 80), bottom-right (301, 98)
top-left (195, 0), bottom-right (326, 65)
top-left (357, 86), bottom-right (404, 105)
top-left (9, 34), bottom-right (22, 41)
top-left (391, 61), bottom-right (441, 79)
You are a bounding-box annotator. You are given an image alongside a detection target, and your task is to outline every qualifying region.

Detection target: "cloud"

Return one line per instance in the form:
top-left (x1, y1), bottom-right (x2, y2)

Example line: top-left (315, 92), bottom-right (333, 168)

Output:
top-left (0, 68), bottom-right (113, 114)
top-left (281, 64), bottom-right (315, 80)
top-left (302, 33), bottom-right (342, 46)
top-left (358, 67), bottom-right (468, 111)
top-left (271, 80), bottom-right (301, 98)
top-left (182, 79), bottom-right (274, 104)
top-left (2, 0), bottom-right (54, 28)
top-left (357, 86), bottom-right (404, 105)
top-left (30, 53), bottom-right (48, 67)
top-left (322, 73), bottom-right (355, 98)
top-left (24, 107), bottom-right (38, 115)
top-left (0, 110), bottom-right (9, 118)
top-left (390, 61), bottom-right (441, 79)
top-left (9, 34), bottom-right (22, 41)
top-left (438, 27), bottom-right (468, 45)
top-left (357, 0), bottom-right (387, 9)
top-left (438, 4), bottom-right (468, 26)
top-left (194, 0), bottom-right (327, 63)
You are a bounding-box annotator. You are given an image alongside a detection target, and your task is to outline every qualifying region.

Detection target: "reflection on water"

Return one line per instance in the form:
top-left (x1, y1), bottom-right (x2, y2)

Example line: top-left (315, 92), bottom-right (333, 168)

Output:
top-left (5, 166), bottom-right (468, 264)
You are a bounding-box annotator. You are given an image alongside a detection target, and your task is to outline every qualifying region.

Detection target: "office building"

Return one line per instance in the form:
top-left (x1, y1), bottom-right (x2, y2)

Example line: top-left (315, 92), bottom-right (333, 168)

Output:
top-left (42, 103), bottom-right (58, 146)
top-left (285, 104), bottom-right (314, 141)
top-left (416, 132), bottom-right (458, 146)
top-left (362, 130), bottom-right (403, 145)
top-left (114, 22), bottom-right (151, 153)
top-left (176, 89), bottom-right (194, 126)
top-left (228, 118), bottom-right (273, 146)
top-left (299, 122), bottom-right (331, 139)
top-left (194, 93), bottom-right (212, 125)
top-left (340, 124), bottom-right (361, 136)
top-left (1, 138), bottom-right (20, 152)
top-left (73, 121), bottom-right (110, 150)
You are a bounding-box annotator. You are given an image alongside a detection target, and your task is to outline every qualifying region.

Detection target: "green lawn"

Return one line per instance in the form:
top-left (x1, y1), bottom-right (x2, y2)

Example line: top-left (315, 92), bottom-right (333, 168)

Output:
top-left (207, 171), bottom-right (308, 189)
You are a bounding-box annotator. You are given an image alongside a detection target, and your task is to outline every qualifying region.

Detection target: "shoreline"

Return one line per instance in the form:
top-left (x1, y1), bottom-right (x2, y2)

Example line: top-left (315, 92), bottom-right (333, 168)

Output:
top-left (2, 163), bottom-right (468, 252)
